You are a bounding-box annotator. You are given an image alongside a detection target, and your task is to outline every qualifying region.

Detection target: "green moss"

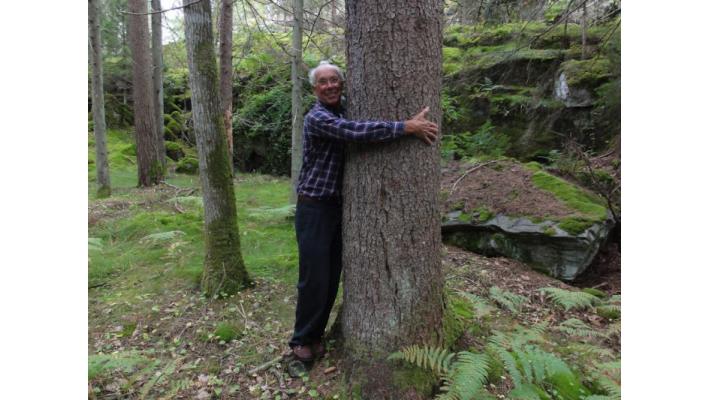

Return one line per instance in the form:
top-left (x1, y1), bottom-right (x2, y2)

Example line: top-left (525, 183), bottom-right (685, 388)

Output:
top-left (529, 169), bottom-right (607, 222)
top-left (176, 157), bottom-right (199, 174)
top-left (165, 141), bottom-right (186, 161)
top-left (474, 206), bottom-right (494, 223)
top-left (560, 58), bottom-right (613, 87)
top-left (458, 212), bottom-right (472, 223)
top-left (543, 226), bottom-right (556, 236)
top-left (392, 364), bottom-right (438, 397)
top-left (558, 217), bottom-right (595, 235)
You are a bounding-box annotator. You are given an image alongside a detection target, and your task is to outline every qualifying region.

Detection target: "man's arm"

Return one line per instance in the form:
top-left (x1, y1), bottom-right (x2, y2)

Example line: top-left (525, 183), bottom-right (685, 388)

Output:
top-left (308, 106), bottom-right (439, 145)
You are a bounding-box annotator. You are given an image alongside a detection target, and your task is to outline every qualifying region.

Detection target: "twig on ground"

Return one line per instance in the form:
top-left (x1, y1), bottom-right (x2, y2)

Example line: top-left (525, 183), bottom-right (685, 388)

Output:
top-left (248, 355), bottom-right (283, 375)
top-left (449, 160), bottom-right (499, 195)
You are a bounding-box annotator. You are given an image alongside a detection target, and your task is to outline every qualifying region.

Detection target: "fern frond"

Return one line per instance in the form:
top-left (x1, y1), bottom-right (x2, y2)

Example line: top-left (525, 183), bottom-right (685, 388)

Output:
top-left (508, 383), bottom-right (544, 400)
top-left (564, 343), bottom-right (614, 360)
top-left (558, 318), bottom-right (608, 339)
top-left (487, 343), bottom-right (522, 387)
top-left (539, 287), bottom-right (601, 311)
top-left (439, 352), bottom-right (490, 400)
top-left (88, 237), bottom-right (103, 252)
top-left (456, 290), bottom-right (495, 318)
top-left (139, 230), bottom-right (186, 244)
top-left (584, 396), bottom-right (615, 400)
top-left (595, 360), bottom-right (621, 377)
top-left (489, 286), bottom-right (527, 314)
top-left (388, 345), bottom-right (454, 375)
top-left (596, 376), bottom-right (621, 400)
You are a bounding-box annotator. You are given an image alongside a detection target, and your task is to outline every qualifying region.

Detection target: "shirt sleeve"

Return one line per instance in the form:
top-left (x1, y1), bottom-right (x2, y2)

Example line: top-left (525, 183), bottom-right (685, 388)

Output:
top-left (306, 109), bottom-right (405, 143)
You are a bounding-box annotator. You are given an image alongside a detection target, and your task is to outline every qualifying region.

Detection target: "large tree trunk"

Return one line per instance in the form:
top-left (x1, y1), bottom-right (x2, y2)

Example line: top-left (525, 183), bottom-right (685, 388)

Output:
top-left (184, 0), bottom-right (250, 297)
top-left (341, 0), bottom-right (444, 397)
top-left (219, 0), bottom-right (234, 172)
top-left (89, 0), bottom-right (111, 198)
top-left (289, 0), bottom-right (304, 203)
top-left (151, 0), bottom-right (166, 169)
top-left (127, 0), bottom-right (163, 186)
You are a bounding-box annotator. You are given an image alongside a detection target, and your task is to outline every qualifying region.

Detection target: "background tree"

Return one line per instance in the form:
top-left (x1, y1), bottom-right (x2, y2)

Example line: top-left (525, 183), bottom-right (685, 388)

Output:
top-left (289, 0), bottom-right (304, 203)
top-left (127, 0), bottom-right (164, 186)
top-left (339, 0), bottom-right (445, 397)
top-left (183, 0), bottom-right (251, 296)
top-left (89, 0), bottom-right (111, 198)
top-left (219, 0), bottom-right (235, 171)
top-left (151, 0), bottom-right (166, 170)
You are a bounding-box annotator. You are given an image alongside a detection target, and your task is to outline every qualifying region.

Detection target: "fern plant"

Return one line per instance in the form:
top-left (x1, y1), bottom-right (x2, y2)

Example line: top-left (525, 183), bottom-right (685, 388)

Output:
top-left (489, 286), bottom-right (527, 314)
top-left (389, 345), bottom-right (490, 400)
top-left (456, 290), bottom-right (496, 318)
top-left (558, 318), bottom-right (609, 339)
top-left (539, 287), bottom-right (601, 311)
top-left (486, 325), bottom-right (592, 400)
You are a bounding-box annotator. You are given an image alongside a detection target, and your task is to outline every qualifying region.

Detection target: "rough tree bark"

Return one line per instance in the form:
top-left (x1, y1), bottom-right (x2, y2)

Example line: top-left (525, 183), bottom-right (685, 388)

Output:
top-left (341, 0), bottom-right (444, 397)
top-left (183, 0), bottom-right (251, 297)
top-left (289, 0), bottom-right (304, 203)
top-left (89, 0), bottom-right (111, 198)
top-left (219, 0), bottom-right (234, 171)
top-left (127, 0), bottom-right (163, 186)
top-left (151, 0), bottom-right (166, 169)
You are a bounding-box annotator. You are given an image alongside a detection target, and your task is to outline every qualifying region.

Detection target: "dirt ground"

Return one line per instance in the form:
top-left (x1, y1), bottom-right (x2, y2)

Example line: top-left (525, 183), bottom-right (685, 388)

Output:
top-left (441, 159), bottom-right (580, 219)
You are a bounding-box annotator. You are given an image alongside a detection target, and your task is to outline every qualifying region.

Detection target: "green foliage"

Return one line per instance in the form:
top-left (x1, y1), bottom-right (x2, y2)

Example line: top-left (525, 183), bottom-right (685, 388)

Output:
top-left (539, 287), bottom-right (601, 311)
top-left (88, 237), bottom-right (103, 252)
top-left (595, 295), bottom-right (621, 320)
top-left (441, 121), bottom-right (509, 160)
top-left (456, 290), bottom-right (496, 318)
top-left (165, 141), bottom-right (186, 161)
top-left (245, 204), bottom-right (296, 222)
top-left (389, 345), bottom-right (490, 400)
top-left (214, 322), bottom-right (242, 342)
top-left (560, 59), bottom-right (613, 88)
top-left (486, 325), bottom-right (592, 400)
top-left (558, 319), bottom-right (608, 339)
top-left (176, 157), bottom-right (199, 175)
top-left (139, 230), bottom-right (187, 245)
top-left (88, 352), bottom-right (149, 380)
top-left (489, 286), bottom-right (527, 314)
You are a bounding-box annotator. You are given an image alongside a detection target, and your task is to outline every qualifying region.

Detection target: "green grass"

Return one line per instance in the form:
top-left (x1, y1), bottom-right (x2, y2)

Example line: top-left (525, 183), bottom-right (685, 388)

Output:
top-left (88, 128), bottom-right (299, 292)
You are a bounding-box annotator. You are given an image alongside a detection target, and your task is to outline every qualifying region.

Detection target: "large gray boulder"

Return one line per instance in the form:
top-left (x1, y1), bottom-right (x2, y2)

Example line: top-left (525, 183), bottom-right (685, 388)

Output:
top-left (442, 212), bottom-right (615, 281)
top-left (441, 160), bottom-right (616, 281)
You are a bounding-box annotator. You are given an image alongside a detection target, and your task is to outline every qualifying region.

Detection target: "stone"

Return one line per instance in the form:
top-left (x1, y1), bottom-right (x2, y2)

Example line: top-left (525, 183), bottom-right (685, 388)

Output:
top-left (554, 72), bottom-right (594, 108)
top-left (442, 212), bottom-right (615, 281)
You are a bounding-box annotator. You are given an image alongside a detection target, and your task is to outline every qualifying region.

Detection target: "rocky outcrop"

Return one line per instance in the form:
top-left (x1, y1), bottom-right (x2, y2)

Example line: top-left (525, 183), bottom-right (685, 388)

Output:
top-left (442, 212), bottom-right (615, 281)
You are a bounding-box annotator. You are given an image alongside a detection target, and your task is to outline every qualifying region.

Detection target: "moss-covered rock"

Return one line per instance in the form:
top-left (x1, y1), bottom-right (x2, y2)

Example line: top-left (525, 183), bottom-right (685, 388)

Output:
top-left (176, 157), bottom-right (199, 175)
top-left (165, 141), bottom-right (185, 161)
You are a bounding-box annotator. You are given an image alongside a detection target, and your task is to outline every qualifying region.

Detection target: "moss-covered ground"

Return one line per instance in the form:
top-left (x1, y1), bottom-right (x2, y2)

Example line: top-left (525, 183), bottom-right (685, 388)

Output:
top-left (89, 131), bottom-right (619, 399)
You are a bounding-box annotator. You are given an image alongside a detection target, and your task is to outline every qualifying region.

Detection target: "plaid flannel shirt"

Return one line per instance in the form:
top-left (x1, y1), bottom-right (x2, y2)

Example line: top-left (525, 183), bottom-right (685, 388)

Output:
top-left (296, 101), bottom-right (405, 200)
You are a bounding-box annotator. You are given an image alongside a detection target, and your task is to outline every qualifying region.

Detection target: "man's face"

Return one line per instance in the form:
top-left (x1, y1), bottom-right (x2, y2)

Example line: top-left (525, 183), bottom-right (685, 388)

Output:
top-left (313, 67), bottom-right (342, 107)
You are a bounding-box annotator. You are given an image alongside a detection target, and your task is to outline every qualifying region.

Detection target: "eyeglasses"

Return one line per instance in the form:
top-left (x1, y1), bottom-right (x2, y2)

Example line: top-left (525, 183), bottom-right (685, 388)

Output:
top-left (316, 77), bottom-right (341, 86)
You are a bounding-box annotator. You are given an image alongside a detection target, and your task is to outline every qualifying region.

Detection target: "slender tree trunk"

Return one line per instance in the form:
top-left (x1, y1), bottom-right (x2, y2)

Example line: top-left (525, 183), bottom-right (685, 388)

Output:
top-left (289, 0), bottom-right (303, 203)
top-left (581, 0), bottom-right (588, 59)
top-left (151, 0), bottom-right (166, 168)
top-left (341, 0), bottom-right (444, 397)
top-left (89, 0), bottom-right (111, 198)
top-left (127, 0), bottom-right (163, 186)
top-left (184, 0), bottom-right (250, 297)
top-left (219, 0), bottom-right (234, 172)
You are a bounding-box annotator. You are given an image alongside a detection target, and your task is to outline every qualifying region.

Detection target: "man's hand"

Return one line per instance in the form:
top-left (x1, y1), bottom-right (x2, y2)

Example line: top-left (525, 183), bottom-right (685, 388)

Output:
top-left (404, 106), bottom-right (439, 145)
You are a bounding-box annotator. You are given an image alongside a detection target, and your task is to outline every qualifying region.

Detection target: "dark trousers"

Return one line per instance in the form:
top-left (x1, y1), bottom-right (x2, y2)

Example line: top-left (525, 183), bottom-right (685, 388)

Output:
top-left (289, 199), bottom-right (343, 348)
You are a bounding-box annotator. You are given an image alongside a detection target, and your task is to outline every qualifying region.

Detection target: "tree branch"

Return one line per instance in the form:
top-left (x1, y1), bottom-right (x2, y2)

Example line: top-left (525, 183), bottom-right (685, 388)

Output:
top-left (121, 0), bottom-right (205, 15)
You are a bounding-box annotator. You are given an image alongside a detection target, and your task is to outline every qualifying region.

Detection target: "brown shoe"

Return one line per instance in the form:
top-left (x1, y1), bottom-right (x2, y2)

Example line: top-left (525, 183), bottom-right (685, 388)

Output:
top-left (312, 341), bottom-right (325, 359)
top-left (292, 345), bottom-right (314, 362)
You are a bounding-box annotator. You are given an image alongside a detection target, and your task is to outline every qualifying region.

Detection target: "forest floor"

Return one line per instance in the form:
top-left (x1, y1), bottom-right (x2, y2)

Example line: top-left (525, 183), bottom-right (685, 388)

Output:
top-left (88, 132), bottom-right (621, 399)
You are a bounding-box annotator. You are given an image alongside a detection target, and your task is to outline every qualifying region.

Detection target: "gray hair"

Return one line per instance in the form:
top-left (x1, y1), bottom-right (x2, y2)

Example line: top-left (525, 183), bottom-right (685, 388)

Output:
top-left (308, 61), bottom-right (344, 86)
